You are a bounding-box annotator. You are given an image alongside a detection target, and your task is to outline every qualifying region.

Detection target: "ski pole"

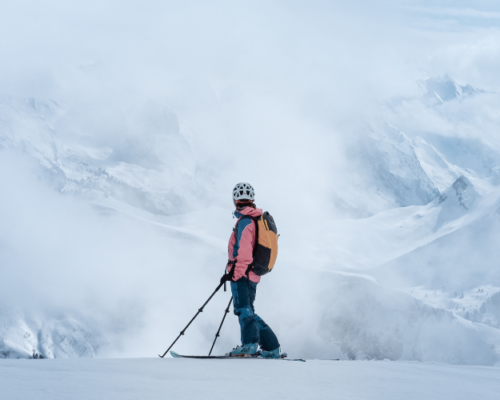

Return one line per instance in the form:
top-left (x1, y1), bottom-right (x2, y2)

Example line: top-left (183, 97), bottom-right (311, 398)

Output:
top-left (208, 296), bottom-right (233, 356)
top-left (159, 281), bottom-right (224, 358)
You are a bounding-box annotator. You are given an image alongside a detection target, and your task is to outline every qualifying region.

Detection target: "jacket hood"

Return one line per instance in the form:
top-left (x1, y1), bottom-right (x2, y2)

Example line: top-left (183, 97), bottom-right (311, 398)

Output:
top-left (234, 206), bottom-right (263, 219)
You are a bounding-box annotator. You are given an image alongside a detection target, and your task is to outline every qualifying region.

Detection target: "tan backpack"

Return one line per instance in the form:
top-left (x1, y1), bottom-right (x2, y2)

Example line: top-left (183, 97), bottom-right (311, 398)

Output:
top-left (241, 212), bottom-right (279, 276)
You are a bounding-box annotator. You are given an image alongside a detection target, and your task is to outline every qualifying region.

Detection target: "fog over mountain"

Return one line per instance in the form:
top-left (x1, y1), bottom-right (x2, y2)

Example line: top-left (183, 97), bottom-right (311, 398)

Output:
top-left (1, 1), bottom-right (500, 365)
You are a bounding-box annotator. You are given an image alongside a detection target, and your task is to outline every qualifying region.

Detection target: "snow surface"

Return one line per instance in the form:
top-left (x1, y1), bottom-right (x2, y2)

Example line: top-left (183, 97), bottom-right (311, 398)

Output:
top-left (0, 358), bottom-right (498, 400)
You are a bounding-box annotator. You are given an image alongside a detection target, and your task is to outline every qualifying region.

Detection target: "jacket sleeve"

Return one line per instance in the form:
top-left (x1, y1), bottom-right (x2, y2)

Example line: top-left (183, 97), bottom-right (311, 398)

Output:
top-left (232, 218), bottom-right (256, 281)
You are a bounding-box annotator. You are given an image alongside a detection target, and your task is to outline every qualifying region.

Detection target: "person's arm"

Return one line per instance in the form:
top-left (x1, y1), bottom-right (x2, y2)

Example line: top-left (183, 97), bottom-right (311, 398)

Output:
top-left (232, 218), bottom-right (255, 281)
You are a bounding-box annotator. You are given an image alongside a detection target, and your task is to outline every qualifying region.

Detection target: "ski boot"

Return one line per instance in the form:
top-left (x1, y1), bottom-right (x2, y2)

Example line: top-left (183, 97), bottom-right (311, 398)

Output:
top-left (228, 343), bottom-right (258, 357)
top-left (259, 347), bottom-right (282, 359)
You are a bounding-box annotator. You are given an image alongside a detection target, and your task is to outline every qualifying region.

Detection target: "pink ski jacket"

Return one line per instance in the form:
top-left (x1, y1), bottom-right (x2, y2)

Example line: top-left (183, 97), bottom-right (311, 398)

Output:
top-left (227, 206), bottom-right (263, 283)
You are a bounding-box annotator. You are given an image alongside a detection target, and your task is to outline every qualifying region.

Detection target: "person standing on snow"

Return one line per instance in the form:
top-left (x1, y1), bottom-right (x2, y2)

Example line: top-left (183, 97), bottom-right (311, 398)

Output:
top-left (220, 182), bottom-right (281, 358)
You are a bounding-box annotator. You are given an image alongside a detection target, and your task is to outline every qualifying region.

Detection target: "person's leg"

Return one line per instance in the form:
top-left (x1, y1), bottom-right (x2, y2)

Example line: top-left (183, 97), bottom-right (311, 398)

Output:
top-left (254, 315), bottom-right (280, 351)
top-left (230, 277), bottom-right (259, 346)
top-left (246, 280), bottom-right (280, 352)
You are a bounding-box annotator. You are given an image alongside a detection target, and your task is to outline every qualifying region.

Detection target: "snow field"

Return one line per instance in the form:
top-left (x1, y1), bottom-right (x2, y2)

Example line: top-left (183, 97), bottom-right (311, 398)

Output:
top-left (0, 358), bottom-right (499, 400)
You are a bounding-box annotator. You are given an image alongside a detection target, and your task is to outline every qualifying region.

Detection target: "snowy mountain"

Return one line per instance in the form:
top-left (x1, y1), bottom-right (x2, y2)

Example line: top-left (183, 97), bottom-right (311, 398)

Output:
top-left (0, 310), bottom-right (99, 359)
top-left (1, 76), bottom-right (500, 365)
top-left (295, 76), bottom-right (500, 363)
top-left (418, 75), bottom-right (485, 106)
top-left (333, 75), bottom-right (500, 218)
top-left (0, 97), bottom-right (205, 216)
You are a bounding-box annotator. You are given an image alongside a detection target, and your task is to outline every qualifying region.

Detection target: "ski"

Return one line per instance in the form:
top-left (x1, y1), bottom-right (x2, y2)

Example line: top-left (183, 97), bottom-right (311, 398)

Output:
top-left (170, 351), bottom-right (306, 362)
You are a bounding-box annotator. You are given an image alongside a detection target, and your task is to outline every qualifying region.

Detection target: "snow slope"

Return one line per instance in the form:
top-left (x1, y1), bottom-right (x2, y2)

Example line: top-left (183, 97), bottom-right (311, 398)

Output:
top-left (0, 358), bottom-right (498, 400)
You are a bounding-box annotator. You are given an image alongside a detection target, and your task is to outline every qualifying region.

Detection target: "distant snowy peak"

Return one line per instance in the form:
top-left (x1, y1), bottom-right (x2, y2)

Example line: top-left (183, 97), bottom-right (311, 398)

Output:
top-left (433, 175), bottom-right (479, 231)
top-left (0, 96), bottom-right (204, 215)
top-left (367, 123), bottom-right (440, 205)
top-left (439, 176), bottom-right (477, 210)
top-left (418, 75), bottom-right (484, 105)
top-left (333, 73), bottom-right (499, 219)
top-left (343, 122), bottom-right (440, 214)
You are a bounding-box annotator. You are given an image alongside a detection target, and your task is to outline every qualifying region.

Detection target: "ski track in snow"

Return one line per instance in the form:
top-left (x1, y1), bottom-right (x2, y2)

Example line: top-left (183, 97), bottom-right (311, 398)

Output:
top-left (0, 358), bottom-right (499, 400)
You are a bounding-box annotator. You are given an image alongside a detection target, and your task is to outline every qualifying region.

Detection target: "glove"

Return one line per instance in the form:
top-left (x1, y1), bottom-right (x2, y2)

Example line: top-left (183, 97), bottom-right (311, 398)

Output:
top-left (220, 272), bottom-right (232, 285)
top-left (220, 266), bottom-right (235, 285)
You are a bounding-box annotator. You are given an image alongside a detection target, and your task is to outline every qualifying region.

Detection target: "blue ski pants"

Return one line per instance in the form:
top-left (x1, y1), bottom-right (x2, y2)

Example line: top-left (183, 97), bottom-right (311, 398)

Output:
top-left (230, 277), bottom-right (280, 351)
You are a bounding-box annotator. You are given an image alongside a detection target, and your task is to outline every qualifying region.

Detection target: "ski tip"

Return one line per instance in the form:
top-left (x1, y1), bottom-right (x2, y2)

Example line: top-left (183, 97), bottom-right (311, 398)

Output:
top-left (170, 351), bottom-right (181, 358)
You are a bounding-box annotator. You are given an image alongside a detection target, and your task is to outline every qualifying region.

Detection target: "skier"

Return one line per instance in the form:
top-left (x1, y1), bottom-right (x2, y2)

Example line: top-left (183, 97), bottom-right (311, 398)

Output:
top-left (220, 182), bottom-right (281, 358)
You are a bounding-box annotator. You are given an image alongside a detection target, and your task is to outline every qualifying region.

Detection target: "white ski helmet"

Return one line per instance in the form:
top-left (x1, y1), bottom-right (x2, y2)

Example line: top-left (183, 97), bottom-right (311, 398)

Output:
top-left (233, 182), bottom-right (255, 203)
